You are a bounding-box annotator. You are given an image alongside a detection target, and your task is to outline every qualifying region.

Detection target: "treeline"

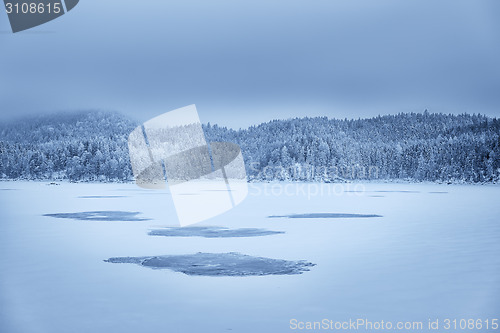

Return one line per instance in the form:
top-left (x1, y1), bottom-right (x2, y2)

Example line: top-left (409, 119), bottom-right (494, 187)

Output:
top-left (1, 110), bottom-right (499, 183)
top-left (207, 111), bottom-right (500, 183)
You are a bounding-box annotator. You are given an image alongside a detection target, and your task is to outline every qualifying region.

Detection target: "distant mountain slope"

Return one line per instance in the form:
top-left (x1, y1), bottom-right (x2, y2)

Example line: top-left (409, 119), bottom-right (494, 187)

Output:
top-left (0, 111), bottom-right (137, 181)
top-left (1, 111), bottom-right (499, 182)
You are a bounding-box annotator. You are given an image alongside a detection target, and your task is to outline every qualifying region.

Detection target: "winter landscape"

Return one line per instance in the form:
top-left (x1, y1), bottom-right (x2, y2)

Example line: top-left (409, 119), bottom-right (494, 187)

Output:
top-left (1, 112), bottom-right (499, 332)
top-left (2, 0), bottom-right (499, 331)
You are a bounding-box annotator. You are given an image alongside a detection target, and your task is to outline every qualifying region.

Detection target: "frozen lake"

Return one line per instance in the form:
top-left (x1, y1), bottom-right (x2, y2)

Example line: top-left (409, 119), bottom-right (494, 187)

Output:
top-left (1, 181), bottom-right (499, 332)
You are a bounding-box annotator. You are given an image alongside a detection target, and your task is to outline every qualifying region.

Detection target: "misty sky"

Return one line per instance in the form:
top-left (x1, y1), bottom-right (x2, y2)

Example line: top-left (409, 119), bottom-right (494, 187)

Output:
top-left (1, 0), bottom-right (499, 128)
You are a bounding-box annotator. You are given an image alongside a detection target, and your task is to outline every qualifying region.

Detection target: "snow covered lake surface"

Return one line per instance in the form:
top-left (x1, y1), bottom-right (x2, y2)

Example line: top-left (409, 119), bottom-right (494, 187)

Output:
top-left (1, 181), bottom-right (499, 332)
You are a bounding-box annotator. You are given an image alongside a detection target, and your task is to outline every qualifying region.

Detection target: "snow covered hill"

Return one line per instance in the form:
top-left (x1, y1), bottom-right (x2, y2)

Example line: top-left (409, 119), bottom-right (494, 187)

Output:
top-left (1, 110), bottom-right (499, 183)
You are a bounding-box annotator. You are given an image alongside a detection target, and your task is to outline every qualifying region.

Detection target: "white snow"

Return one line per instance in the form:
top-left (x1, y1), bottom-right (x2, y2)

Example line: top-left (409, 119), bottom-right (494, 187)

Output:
top-left (0, 181), bottom-right (499, 332)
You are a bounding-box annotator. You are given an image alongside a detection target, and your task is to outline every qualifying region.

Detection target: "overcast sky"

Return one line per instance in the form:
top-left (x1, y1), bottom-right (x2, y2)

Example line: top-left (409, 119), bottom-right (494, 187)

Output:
top-left (1, 0), bottom-right (499, 128)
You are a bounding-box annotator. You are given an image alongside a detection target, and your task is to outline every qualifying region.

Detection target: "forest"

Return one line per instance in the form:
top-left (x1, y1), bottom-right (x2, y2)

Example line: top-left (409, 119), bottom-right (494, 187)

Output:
top-left (1, 110), bottom-right (499, 183)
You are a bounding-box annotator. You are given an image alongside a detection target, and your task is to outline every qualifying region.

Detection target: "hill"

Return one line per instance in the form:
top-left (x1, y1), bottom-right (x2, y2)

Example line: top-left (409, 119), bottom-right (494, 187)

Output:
top-left (1, 110), bottom-right (499, 183)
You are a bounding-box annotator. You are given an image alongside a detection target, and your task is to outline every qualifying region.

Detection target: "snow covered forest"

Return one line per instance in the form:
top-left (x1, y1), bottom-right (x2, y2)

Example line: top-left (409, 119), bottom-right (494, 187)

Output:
top-left (0, 110), bottom-right (499, 183)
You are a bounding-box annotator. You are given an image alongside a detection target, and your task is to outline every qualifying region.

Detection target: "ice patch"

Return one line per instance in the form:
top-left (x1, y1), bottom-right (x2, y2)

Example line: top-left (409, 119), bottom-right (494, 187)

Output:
top-left (372, 190), bottom-right (419, 193)
top-left (148, 226), bottom-right (284, 238)
top-left (78, 196), bottom-right (127, 198)
top-left (344, 190), bottom-right (419, 193)
top-left (43, 211), bottom-right (150, 221)
top-left (269, 213), bottom-right (382, 218)
top-left (104, 252), bottom-right (315, 276)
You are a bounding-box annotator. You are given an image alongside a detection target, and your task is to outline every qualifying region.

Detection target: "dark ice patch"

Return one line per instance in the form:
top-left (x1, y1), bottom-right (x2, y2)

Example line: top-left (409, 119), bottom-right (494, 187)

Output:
top-left (112, 189), bottom-right (167, 194)
top-left (105, 252), bottom-right (314, 276)
top-left (78, 195), bottom-right (127, 198)
top-left (428, 191), bottom-right (448, 194)
top-left (344, 190), bottom-right (418, 193)
top-left (148, 226), bottom-right (284, 238)
top-left (43, 211), bottom-right (150, 221)
top-left (201, 189), bottom-right (234, 192)
top-left (113, 189), bottom-right (146, 191)
top-left (137, 192), bottom-right (170, 195)
top-left (372, 190), bottom-right (419, 193)
top-left (269, 213), bottom-right (382, 218)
